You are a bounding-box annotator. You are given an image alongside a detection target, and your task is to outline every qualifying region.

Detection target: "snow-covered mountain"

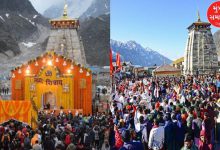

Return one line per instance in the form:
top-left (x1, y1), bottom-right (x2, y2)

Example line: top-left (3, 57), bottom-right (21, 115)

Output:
top-left (80, 0), bottom-right (110, 20)
top-left (111, 39), bottom-right (172, 66)
top-left (43, 0), bottom-right (93, 19)
top-left (43, 0), bottom-right (109, 20)
top-left (0, 0), bottom-right (50, 76)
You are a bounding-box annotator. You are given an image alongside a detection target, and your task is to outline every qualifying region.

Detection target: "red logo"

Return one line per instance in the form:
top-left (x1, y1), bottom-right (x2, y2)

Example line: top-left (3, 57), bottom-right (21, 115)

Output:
top-left (207, 1), bottom-right (220, 27)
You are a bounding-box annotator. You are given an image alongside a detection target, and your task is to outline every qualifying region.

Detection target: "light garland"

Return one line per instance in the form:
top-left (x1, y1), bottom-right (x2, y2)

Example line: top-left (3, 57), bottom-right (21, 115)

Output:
top-left (18, 69), bottom-right (22, 74)
top-left (47, 60), bottom-right (53, 66)
top-left (12, 73), bottom-right (15, 78)
top-left (70, 64), bottom-right (74, 70)
top-left (63, 61), bottom-right (67, 66)
top-left (56, 58), bottom-right (59, 62)
top-left (35, 61), bottom-right (39, 66)
top-left (67, 69), bottom-right (71, 74)
top-left (79, 68), bottom-right (83, 73)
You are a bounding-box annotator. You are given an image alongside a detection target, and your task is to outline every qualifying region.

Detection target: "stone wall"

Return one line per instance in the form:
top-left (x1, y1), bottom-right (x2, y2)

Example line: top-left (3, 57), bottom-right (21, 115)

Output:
top-left (184, 27), bottom-right (218, 75)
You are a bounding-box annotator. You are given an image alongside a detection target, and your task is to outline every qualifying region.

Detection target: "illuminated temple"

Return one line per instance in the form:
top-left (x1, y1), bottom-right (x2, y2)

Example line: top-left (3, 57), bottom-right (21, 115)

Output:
top-left (0, 3), bottom-right (92, 127)
top-left (10, 51), bottom-right (92, 115)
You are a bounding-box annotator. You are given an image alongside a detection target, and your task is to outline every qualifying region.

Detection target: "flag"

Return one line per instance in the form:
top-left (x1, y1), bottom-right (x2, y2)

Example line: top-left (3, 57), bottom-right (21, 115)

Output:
top-left (116, 53), bottom-right (121, 69)
top-left (109, 49), bottom-right (113, 75)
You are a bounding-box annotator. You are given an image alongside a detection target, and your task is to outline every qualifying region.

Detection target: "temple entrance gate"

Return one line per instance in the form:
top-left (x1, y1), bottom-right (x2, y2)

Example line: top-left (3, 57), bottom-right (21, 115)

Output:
top-left (24, 65), bottom-right (74, 110)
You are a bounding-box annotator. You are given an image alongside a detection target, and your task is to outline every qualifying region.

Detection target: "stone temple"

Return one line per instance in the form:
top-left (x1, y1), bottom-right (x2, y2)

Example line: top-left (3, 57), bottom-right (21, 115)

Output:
top-left (46, 3), bottom-right (87, 66)
top-left (183, 12), bottom-right (218, 75)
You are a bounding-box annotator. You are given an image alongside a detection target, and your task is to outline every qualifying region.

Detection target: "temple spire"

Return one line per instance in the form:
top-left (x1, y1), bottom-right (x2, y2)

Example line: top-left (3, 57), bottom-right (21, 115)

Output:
top-left (197, 10), bottom-right (201, 22)
top-left (63, 0), bottom-right (68, 17)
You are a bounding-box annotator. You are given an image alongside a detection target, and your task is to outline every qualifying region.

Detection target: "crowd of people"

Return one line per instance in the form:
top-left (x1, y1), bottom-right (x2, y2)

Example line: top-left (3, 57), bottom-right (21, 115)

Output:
top-left (110, 74), bottom-right (220, 150)
top-left (0, 87), bottom-right (10, 95)
top-left (0, 74), bottom-right (220, 150)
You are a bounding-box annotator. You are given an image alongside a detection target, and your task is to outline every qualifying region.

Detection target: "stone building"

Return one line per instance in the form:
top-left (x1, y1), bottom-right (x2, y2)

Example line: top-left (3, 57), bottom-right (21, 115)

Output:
top-left (46, 3), bottom-right (87, 66)
top-left (183, 12), bottom-right (218, 75)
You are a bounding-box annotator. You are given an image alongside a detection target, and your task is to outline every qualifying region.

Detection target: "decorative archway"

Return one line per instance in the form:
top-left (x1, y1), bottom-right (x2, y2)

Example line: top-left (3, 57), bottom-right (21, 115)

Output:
top-left (42, 91), bottom-right (56, 109)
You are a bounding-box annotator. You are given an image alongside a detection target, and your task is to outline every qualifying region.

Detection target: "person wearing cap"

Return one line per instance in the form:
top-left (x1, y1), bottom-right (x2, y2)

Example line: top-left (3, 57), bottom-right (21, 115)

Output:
top-left (181, 133), bottom-right (198, 150)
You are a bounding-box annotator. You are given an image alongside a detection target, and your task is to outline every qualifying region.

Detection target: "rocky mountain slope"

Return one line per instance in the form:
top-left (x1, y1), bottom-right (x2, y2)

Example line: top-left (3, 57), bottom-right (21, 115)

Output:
top-left (79, 14), bottom-right (110, 66)
top-left (80, 0), bottom-right (110, 20)
top-left (0, 0), bottom-right (110, 76)
top-left (111, 39), bottom-right (172, 66)
top-left (0, 0), bottom-right (50, 75)
top-left (43, 0), bottom-right (110, 21)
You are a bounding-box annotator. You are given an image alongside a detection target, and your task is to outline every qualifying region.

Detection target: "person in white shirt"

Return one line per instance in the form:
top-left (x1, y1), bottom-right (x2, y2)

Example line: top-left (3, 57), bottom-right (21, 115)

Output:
top-left (148, 119), bottom-right (164, 150)
top-left (119, 94), bottom-right (126, 106)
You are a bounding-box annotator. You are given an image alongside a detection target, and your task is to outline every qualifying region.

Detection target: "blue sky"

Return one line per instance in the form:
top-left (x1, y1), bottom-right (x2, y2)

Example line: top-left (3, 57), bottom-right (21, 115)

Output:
top-left (111, 0), bottom-right (219, 60)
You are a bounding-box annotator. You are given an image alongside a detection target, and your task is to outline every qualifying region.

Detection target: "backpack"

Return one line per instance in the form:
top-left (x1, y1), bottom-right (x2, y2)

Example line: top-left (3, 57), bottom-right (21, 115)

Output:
top-left (65, 134), bottom-right (71, 145)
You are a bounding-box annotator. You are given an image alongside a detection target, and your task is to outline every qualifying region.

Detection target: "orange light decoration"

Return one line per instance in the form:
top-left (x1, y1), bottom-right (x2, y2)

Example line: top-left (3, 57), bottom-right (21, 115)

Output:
top-left (35, 61), bottom-right (39, 66)
top-left (26, 69), bottom-right (30, 74)
top-left (18, 69), bottom-right (22, 74)
top-left (47, 60), bottom-right (53, 66)
top-left (67, 69), bottom-right (71, 74)
top-left (87, 71), bottom-right (90, 76)
top-left (26, 65), bottom-right (30, 74)
top-left (86, 72), bottom-right (90, 76)
top-left (79, 68), bottom-right (83, 73)
top-left (42, 58), bottom-right (46, 63)
top-left (12, 73), bottom-right (15, 78)
top-left (63, 61), bottom-right (67, 66)
top-left (70, 64), bottom-right (74, 69)
top-left (55, 58), bottom-right (59, 62)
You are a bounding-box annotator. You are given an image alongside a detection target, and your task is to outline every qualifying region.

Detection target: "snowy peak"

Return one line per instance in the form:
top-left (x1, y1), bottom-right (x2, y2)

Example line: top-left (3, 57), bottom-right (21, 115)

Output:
top-left (111, 39), bottom-right (172, 66)
top-left (110, 40), bottom-right (143, 51)
top-left (43, 0), bottom-right (95, 19)
top-left (80, 0), bottom-right (110, 20)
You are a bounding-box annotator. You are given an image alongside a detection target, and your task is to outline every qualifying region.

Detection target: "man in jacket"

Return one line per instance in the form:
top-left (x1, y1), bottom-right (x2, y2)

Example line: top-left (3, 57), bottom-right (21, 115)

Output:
top-left (164, 113), bottom-right (175, 150)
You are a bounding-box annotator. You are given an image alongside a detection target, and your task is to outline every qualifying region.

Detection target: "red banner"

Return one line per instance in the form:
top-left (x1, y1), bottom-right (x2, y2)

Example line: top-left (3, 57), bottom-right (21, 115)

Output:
top-left (109, 49), bottom-right (113, 75)
top-left (116, 52), bottom-right (121, 69)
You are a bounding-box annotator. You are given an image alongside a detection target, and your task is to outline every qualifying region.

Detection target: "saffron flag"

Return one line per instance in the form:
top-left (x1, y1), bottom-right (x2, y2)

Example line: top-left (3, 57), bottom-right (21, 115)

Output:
top-left (116, 53), bottom-right (121, 69)
top-left (109, 49), bottom-right (113, 75)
